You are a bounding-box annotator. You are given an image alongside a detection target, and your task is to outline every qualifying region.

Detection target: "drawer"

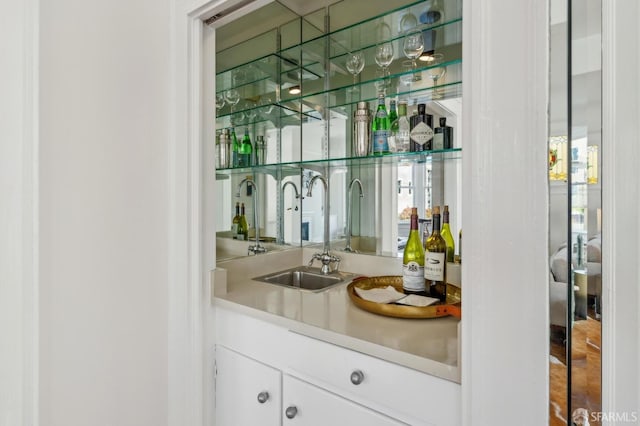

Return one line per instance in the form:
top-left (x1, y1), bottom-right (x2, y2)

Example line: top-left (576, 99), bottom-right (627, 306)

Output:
top-left (285, 332), bottom-right (460, 426)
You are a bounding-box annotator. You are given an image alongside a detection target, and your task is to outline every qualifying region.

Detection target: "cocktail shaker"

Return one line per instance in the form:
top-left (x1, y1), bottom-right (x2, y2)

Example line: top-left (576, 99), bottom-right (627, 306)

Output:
top-left (353, 101), bottom-right (371, 157)
top-left (217, 128), bottom-right (232, 169)
top-left (255, 135), bottom-right (266, 165)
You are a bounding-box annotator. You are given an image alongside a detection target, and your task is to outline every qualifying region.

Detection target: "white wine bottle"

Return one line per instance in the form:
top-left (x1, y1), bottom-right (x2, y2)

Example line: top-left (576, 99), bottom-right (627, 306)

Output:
top-left (238, 202), bottom-right (249, 241)
top-left (425, 206), bottom-right (447, 302)
top-left (402, 207), bottom-right (426, 295)
top-left (440, 205), bottom-right (455, 262)
top-left (231, 202), bottom-right (240, 239)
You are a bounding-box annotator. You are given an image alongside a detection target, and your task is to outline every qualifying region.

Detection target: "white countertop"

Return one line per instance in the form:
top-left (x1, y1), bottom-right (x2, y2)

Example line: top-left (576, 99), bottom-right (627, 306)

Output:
top-left (214, 247), bottom-right (461, 383)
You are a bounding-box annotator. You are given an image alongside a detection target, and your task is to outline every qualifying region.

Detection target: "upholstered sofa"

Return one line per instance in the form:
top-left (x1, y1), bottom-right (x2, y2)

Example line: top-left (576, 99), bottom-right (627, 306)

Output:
top-left (549, 234), bottom-right (602, 327)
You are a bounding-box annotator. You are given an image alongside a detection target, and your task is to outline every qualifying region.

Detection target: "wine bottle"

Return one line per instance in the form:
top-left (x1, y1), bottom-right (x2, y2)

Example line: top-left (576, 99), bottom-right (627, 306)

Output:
top-left (410, 103), bottom-right (434, 151)
top-left (440, 205), bottom-right (455, 262)
top-left (387, 100), bottom-right (398, 152)
top-left (238, 128), bottom-right (253, 167)
top-left (424, 206), bottom-right (447, 302)
top-left (371, 94), bottom-right (390, 155)
top-left (433, 117), bottom-right (453, 150)
top-left (231, 201), bottom-right (241, 239)
top-left (458, 229), bottom-right (462, 263)
top-left (391, 100), bottom-right (411, 153)
top-left (402, 207), bottom-right (427, 295)
top-left (230, 127), bottom-right (239, 168)
top-left (238, 202), bottom-right (249, 241)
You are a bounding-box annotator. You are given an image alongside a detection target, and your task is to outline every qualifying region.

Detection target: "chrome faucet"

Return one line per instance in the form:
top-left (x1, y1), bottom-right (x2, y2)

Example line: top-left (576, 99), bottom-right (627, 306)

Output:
top-left (236, 177), bottom-right (267, 255)
top-left (306, 174), bottom-right (340, 274)
top-left (344, 178), bottom-right (364, 252)
top-left (278, 181), bottom-right (302, 244)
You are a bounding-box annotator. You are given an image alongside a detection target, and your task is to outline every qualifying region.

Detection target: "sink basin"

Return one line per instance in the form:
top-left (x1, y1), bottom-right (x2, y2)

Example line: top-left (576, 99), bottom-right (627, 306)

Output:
top-left (253, 266), bottom-right (357, 292)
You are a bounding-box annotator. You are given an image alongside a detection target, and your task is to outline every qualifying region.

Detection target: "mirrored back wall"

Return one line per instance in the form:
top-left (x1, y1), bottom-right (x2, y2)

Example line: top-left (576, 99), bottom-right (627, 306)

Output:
top-left (214, 0), bottom-right (463, 258)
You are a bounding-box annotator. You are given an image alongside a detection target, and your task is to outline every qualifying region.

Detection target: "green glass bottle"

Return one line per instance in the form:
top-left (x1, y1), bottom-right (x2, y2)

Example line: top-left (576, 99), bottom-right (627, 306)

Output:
top-left (238, 202), bottom-right (249, 241)
top-left (440, 205), bottom-right (455, 263)
top-left (238, 128), bottom-right (253, 167)
top-left (230, 127), bottom-right (239, 167)
top-left (371, 94), bottom-right (390, 155)
top-left (425, 206), bottom-right (447, 302)
top-left (402, 207), bottom-right (426, 295)
top-left (231, 202), bottom-right (241, 239)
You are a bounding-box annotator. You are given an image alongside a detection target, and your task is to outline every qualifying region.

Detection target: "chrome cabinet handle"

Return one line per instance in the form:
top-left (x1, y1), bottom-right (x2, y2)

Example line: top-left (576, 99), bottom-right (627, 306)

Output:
top-left (257, 391), bottom-right (269, 404)
top-left (285, 406), bottom-right (298, 419)
top-left (350, 370), bottom-right (364, 385)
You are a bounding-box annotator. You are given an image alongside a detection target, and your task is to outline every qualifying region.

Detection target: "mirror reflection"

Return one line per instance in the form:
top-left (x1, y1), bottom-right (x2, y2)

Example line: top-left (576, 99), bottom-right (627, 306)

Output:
top-left (214, 0), bottom-right (462, 259)
top-left (548, 0), bottom-right (602, 423)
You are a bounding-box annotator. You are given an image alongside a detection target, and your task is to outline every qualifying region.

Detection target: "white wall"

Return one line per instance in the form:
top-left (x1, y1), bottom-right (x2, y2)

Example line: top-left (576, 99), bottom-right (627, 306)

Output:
top-left (0, 1), bottom-right (38, 425)
top-left (38, 0), bottom-right (171, 425)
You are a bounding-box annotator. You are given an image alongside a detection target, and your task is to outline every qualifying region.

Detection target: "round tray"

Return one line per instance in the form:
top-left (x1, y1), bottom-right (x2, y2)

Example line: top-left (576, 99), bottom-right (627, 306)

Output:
top-left (347, 276), bottom-right (461, 319)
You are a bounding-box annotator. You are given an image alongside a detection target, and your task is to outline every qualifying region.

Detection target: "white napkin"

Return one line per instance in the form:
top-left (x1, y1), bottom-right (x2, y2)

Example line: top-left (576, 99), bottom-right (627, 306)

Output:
top-left (395, 294), bottom-right (439, 307)
top-left (354, 286), bottom-right (440, 307)
top-left (354, 285), bottom-right (406, 304)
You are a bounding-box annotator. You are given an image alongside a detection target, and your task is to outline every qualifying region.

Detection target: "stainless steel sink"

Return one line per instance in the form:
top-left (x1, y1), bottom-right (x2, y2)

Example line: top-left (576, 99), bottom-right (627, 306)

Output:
top-left (253, 266), bottom-right (356, 292)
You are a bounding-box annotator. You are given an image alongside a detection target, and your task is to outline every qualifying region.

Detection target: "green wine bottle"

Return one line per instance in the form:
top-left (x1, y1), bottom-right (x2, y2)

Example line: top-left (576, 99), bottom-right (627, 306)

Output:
top-left (371, 94), bottom-right (390, 155)
top-left (425, 206), bottom-right (447, 302)
top-left (238, 202), bottom-right (249, 241)
top-left (403, 207), bottom-right (426, 295)
top-left (230, 127), bottom-right (239, 168)
top-left (440, 205), bottom-right (455, 263)
top-left (238, 128), bottom-right (253, 167)
top-left (231, 201), bottom-right (241, 239)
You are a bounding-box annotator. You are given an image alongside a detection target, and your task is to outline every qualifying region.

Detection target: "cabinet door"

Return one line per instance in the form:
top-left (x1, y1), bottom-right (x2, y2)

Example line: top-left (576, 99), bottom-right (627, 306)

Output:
top-left (282, 375), bottom-right (406, 426)
top-left (215, 345), bottom-right (281, 426)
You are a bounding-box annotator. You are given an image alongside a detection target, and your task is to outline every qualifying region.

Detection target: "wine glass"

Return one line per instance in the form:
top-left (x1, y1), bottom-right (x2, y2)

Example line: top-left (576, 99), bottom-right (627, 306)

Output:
top-left (426, 53), bottom-right (446, 99)
top-left (215, 93), bottom-right (226, 113)
top-left (399, 12), bottom-right (418, 33)
top-left (345, 51), bottom-right (365, 92)
top-left (402, 28), bottom-right (424, 70)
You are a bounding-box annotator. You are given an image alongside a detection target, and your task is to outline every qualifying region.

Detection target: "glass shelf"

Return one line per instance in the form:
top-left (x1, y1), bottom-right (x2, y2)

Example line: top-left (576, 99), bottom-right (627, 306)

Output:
top-left (214, 0), bottom-right (462, 120)
top-left (215, 148), bottom-right (462, 179)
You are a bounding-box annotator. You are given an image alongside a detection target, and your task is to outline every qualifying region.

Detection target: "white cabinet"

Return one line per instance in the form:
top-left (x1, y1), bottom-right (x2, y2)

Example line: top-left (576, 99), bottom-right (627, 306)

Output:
top-left (215, 346), bottom-right (281, 426)
top-left (215, 308), bottom-right (461, 426)
top-left (282, 375), bottom-right (404, 426)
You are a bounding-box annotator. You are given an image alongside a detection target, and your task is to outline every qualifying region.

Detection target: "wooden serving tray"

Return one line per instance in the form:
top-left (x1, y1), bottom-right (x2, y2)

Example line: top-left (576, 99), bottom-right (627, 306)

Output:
top-left (347, 276), bottom-right (462, 319)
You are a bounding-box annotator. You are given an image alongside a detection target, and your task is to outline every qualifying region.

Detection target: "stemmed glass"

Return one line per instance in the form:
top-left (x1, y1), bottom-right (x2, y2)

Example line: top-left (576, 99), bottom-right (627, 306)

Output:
top-left (224, 88), bottom-right (241, 124)
top-left (215, 93), bottom-right (226, 114)
top-left (426, 53), bottom-right (446, 99)
top-left (402, 29), bottom-right (424, 71)
top-left (345, 51), bottom-right (365, 92)
top-left (374, 22), bottom-right (394, 93)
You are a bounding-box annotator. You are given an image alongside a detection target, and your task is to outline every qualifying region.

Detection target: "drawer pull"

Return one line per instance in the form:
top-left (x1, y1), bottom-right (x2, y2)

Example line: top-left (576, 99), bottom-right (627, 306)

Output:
top-left (257, 391), bottom-right (269, 404)
top-left (285, 405), bottom-right (298, 419)
top-left (350, 370), bottom-right (365, 385)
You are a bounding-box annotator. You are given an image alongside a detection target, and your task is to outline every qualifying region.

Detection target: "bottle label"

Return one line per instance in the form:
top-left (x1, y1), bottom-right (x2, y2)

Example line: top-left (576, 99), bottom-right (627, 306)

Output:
top-left (433, 133), bottom-right (444, 150)
top-left (372, 130), bottom-right (389, 153)
top-left (231, 224), bottom-right (238, 239)
top-left (424, 252), bottom-right (445, 281)
top-left (410, 122), bottom-right (433, 146)
top-left (403, 262), bottom-right (426, 292)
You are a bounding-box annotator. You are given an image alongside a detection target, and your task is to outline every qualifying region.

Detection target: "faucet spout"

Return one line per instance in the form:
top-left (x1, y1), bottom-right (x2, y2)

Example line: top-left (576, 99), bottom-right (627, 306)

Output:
top-left (344, 178), bottom-right (364, 252)
top-left (236, 177), bottom-right (267, 255)
top-left (306, 173), bottom-right (341, 274)
top-left (306, 174), bottom-right (330, 253)
top-left (279, 181), bottom-right (302, 244)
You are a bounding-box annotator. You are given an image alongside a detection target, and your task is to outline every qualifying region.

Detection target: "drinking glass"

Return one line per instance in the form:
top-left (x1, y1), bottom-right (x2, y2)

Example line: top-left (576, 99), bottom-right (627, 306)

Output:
top-left (426, 53), bottom-right (446, 99)
top-left (215, 93), bottom-right (226, 113)
top-left (345, 51), bottom-right (365, 91)
top-left (403, 29), bottom-right (424, 69)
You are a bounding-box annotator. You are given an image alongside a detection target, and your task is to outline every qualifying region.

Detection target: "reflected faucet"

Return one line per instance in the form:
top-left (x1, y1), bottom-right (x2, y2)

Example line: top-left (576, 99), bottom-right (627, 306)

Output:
top-left (344, 178), bottom-right (364, 252)
top-left (306, 174), bottom-right (340, 274)
top-left (279, 181), bottom-right (302, 244)
top-left (236, 177), bottom-right (267, 255)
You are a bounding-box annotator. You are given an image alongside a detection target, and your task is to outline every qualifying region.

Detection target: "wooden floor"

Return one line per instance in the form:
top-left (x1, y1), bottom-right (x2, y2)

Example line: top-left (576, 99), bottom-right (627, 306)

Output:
top-left (549, 315), bottom-right (602, 426)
